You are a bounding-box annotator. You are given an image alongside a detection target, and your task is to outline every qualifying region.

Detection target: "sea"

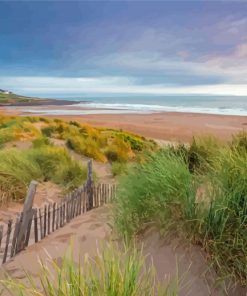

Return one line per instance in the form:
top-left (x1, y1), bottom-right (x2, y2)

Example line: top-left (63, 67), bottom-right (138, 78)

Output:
top-left (22, 95), bottom-right (247, 116)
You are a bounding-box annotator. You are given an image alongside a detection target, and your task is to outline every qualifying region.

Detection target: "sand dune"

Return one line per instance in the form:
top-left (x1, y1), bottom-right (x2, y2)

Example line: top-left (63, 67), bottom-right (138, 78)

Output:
top-left (1, 206), bottom-right (246, 295)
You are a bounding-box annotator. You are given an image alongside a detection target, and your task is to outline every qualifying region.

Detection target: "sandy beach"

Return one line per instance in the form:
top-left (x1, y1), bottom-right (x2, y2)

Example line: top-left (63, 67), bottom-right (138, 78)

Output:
top-left (60, 112), bottom-right (247, 142)
top-left (1, 105), bottom-right (246, 142)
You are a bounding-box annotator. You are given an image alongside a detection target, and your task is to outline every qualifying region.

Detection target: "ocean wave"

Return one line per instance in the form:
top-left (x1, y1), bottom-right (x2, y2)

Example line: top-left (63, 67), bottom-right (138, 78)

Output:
top-left (73, 102), bottom-right (247, 116)
top-left (18, 102), bottom-right (247, 116)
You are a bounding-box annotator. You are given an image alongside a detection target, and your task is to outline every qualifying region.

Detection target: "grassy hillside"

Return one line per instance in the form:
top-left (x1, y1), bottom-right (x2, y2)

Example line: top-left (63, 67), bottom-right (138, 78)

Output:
top-left (0, 115), bottom-right (156, 202)
top-left (114, 133), bottom-right (247, 287)
top-left (0, 92), bottom-right (33, 104)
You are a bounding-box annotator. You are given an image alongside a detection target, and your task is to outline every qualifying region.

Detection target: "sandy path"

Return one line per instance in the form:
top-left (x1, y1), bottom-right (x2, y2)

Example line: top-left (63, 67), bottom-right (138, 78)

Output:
top-left (0, 137), bottom-right (114, 223)
top-left (1, 206), bottom-right (245, 295)
top-left (0, 182), bottom-right (62, 224)
top-left (50, 138), bottom-right (114, 183)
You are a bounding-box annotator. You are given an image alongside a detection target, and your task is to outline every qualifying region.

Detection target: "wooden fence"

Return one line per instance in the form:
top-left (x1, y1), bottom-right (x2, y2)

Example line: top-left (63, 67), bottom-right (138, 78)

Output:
top-left (0, 160), bottom-right (116, 265)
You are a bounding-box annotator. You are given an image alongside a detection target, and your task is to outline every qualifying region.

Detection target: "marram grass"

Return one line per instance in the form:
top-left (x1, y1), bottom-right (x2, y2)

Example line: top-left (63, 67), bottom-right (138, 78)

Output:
top-left (1, 243), bottom-right (183, 296)
top-left (0, 146), bottom-right (87, 202)
top-left (114, 133), bottom-right (247, 286)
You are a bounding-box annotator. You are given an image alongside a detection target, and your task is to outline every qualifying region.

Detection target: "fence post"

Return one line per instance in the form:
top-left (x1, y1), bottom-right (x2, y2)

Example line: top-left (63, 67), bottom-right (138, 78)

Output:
top-left (2, 220), bottom-right (13, 264)
top-left (0, 225), bottom-right (3, 251)
top-left (16, 180), bottom-right (38, 252)
top-left (87, 159), bottom-right (94, 210)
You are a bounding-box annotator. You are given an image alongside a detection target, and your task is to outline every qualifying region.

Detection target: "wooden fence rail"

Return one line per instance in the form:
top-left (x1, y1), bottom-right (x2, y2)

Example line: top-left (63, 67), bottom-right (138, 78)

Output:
top-left (0, 160), bottom-right (116, 265)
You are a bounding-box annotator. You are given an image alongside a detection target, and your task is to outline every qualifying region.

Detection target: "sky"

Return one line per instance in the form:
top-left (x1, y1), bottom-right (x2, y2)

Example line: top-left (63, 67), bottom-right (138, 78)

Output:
top-left (0, 1), bottom-right (247, 98)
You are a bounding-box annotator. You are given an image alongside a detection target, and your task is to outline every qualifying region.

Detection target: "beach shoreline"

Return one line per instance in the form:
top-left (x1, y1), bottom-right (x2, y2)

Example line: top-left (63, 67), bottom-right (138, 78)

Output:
top-left (1, 105), bottom-right (246, 142)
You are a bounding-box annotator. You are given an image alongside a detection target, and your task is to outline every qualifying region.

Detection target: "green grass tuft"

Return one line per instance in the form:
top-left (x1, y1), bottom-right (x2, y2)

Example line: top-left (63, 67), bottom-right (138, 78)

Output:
top-left (114, 150), bottom-right (198, 237)
top-left (111, 162), bottom-right (128, 176)
top-left (113, 133), bottom-right (247, 286)
top-left (1, 243), bottom-right (182, 296)
top-left (0, 146), bottom-right (87, 202)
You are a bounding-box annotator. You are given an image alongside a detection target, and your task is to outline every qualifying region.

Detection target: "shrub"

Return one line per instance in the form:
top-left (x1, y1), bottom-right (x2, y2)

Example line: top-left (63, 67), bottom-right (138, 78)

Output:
top-left (24, 116), bottom-right (41, 123)
top-left (39, 117), bottom-right (50, 123)
top-left (69, 120), bottom-right (81, 127)
top-left (55, 124), bottom-right (65, 134)
top-left (105, 148), bottom-right (119, 162)
top-left (82, 125), bottom-right (101, 140)
top-left (105, 138), bottom-right (133, 163)
top-left (117, 132), bottom-right (144, 151)
top-left (41, 126), bottom-right (56, 137)
top-left (66, 136), bottom-right (107, 162)
top-left (32, 136), bottom-right (52, 148)
top-left (53, 118), bottom-right (62, 123)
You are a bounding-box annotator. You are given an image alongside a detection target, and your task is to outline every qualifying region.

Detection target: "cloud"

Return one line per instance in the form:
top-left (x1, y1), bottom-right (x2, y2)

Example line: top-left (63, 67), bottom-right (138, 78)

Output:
top-left (1, 75), bottom-right (247, 96)
top-left (91, 41), bottom-right (247, 84)
top-left (204, 41), bottom-right (247, 82)
top-left (220, 16), bottom-right (247, 34)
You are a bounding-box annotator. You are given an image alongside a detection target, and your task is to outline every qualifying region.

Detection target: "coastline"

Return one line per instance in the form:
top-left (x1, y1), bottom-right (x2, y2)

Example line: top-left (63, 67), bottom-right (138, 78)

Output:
top-left (0, 98), bottom-right (82, 107)
top-left (1, 105), bottom-right (246, 142)
top-left (53, 112), bottom-right (247, 142)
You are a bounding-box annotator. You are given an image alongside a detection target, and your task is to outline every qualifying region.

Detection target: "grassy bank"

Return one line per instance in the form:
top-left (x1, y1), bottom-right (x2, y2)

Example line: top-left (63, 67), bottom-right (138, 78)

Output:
top-left (0, 146), bottom-right (87, 202)
top-left (0, 115), bottom-right (155, 161)
top-left (0, 92), bottom-right (32, 105)
top-left (0, 115), bottom-right (155, 202)
top-left (114, 133), bottom-right (247, 286)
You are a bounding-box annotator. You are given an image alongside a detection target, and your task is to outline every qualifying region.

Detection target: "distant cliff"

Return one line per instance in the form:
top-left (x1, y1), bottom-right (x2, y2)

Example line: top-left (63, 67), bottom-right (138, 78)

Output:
top-left (0, 91), bottom-right (78, 106)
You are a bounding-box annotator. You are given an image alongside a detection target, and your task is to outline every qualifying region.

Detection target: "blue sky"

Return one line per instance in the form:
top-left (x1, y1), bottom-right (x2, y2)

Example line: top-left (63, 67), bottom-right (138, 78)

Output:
top-left (0, 1), bottom-right (247, 97)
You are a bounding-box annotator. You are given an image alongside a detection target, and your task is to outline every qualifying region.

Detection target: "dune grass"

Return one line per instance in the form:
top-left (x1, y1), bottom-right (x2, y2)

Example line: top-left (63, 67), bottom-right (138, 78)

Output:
top-left (113, 133), bottom-right (247, 285)
top-left (202, 147), bottom-right (247, 284)
top-left (0, 146), bottom-right (87, 202)
top-left (0, 243), bottom-right (182, 296)
top-left (114, 149), bottom-right (198, 238)
top-left (0, 115), bottom-right (156, 163)
top-left (111, 162), bottom-right (128, 176)
top-left (66, 136), bottom-right (107, 162)
top-left (0, 115), bottom-right (155, 204)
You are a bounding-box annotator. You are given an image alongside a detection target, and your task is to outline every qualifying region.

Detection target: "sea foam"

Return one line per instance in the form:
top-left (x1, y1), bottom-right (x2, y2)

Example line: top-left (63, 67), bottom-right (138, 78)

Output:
top-left (19, 102), bottom-right (247, 116)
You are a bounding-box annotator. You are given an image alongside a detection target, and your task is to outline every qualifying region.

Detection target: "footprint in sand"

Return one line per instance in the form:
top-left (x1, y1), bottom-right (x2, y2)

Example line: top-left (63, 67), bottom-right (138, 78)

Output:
top-left (70, 222), bottom-right (83, 229)
top-left (83, 218), bottom-right (96, 224)
top-left (88, 223), bottom-right (102, 230)
top-left (80, 235), bottom-right (87, 243)
top-left (55, 233), bottom-right (75, 243)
